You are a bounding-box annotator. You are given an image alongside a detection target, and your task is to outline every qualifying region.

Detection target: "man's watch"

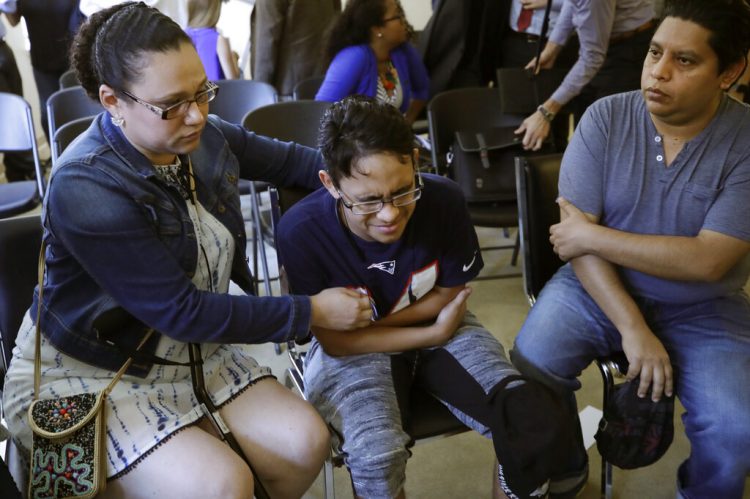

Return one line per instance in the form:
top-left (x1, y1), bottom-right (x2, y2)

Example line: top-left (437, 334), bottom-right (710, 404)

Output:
top-left (537, 105), bottom-right (556, 123)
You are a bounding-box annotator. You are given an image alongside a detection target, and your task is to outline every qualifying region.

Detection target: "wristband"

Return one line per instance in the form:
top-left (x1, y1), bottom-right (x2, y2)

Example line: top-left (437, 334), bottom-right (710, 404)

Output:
top-left (537, 105), bottom-right (556, 123)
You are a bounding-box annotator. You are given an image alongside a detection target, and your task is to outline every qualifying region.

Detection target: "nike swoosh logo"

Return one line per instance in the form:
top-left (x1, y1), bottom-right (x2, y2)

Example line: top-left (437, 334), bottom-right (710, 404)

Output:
top-left (462, 252), bottom-right (477, 272)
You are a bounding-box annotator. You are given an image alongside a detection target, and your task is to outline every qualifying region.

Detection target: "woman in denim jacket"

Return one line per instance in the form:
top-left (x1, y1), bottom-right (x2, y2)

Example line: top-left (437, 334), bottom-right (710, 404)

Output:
top-left (2, 3), bottom-right (373, 497)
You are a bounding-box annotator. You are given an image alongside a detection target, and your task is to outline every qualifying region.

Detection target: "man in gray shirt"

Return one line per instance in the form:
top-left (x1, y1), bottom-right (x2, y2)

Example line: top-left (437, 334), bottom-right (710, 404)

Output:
top-left (516, 0), bottom-right (655, 151)
top-left (513, 0), bottom-right (750, 497)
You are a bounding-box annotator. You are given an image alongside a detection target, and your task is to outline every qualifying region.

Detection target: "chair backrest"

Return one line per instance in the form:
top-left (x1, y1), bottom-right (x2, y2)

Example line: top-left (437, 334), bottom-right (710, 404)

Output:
top-left (209, 79), bottom-right (278, 124)
top-left (242, 99), bottom-right (330, 146)
top-left (46, 86), bottom-right (103, 142)
top-left (0, 215), bottom-right (43, 386)
top-left (292, 75), bottom-right (325, 100)
top-left (0, 92), bottom-right (45, 197)
top-left (51, 116), bottom-right (96, 165)
top-left (514, 153), bottom-right (564, 303)
top-left (496, 67), bottom-right (567, 115)
top-left (427, 87), bottom-right (524, 175)
top-left (58, 69), bottom-right (80, 89)
top-left (243, 100), bottom-right (330, 214)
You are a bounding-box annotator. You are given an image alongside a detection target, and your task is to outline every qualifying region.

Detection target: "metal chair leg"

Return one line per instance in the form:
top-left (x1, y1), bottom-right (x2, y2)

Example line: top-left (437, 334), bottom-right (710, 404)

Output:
top-left (595, 355), bottom-right (627, 499)
top-left (250, 182), bottom-right (272, 298)
top-left (323, 455), bottom-right (335, 499)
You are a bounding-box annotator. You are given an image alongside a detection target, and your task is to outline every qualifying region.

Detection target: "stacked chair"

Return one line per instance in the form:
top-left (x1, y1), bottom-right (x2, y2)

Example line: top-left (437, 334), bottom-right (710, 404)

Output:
top-left (0, 93), bottom-right (45, 219)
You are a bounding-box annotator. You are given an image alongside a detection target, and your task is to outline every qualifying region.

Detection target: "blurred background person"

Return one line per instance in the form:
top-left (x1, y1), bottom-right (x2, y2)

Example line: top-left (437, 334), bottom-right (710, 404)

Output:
top-left (81, 0), bottom-right (188, 26)
top-left (315, 0), bottom-right (429, 126)
top-left (499, 0), bottom-right (574, 68)
top-left (0, 6), bottom-right (37, 182)
top-left (418, 0), bottom-right (504, 97)
top-left (251, 0), bottom-right (341, 99)
top-left (516, 0), bottom-right (656, 151)
top-left (186, 0), bottom-right (240, 80)
top-left (2, 0), bottom-right (80, 141)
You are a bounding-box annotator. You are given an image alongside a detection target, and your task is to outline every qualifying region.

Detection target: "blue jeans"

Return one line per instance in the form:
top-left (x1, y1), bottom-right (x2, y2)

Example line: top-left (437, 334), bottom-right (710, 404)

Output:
top-left (511, 265), bottom-right (750, 499)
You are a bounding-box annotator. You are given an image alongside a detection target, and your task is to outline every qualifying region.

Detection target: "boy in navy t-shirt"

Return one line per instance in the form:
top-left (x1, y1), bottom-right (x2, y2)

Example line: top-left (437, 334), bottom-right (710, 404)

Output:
top-left (277, 96), bottom-right (566, 499)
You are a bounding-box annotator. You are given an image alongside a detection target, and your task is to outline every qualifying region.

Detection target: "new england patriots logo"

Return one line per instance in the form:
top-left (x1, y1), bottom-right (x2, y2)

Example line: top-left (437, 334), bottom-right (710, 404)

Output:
top-left (367, 260), bottom-right (396, 275)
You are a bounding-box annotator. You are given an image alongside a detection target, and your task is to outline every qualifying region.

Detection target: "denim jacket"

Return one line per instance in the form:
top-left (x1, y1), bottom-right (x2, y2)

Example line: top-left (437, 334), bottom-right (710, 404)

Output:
top-left (32, 113), bottom-right (321, 376)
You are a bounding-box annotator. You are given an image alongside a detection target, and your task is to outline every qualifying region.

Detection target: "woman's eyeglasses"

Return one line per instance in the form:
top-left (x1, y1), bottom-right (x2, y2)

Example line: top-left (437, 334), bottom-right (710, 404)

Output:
top-left (382, 12), bottom-right (405, 23)
top-left (338, 173), bottom-right (423, 215)
top-left (121, 81), bottom-right (220, 120)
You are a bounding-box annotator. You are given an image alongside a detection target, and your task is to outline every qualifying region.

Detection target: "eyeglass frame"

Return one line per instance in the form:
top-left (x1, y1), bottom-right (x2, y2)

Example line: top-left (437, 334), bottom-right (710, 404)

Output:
top-left (382, 13), bottom-right (405, 23)
top-left (337, 171), bottom-right (424, 215)
top-left (120, 81), bottom-right (220, 120)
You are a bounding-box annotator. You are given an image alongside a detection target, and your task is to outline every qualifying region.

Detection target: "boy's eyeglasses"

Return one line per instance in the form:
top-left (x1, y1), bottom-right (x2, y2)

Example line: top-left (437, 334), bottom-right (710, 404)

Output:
top-left (338, 173), bottom-right (423, 215)
top-left (121, 81), bottom-right (219, 120)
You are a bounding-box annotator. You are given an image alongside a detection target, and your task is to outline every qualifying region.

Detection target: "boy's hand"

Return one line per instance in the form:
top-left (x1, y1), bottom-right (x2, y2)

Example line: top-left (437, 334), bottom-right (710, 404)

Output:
top-left (431, 287), bottom-right (472, 344)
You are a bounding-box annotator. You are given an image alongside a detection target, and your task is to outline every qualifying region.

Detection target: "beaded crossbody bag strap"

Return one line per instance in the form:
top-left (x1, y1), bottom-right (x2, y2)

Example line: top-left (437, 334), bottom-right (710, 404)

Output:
top-left (27, 241), bottom-right (152, 499)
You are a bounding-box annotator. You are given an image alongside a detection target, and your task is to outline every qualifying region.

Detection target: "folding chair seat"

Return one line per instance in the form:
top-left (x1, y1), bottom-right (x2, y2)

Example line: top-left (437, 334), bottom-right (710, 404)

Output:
top-left (207, 79), bottom-right (279, 295)
top-left (209, 79), bottom-right (278, 124)
top-left (58, 69), bottom-right (80, 89)
top-left (46, 86), bottom-right (103, 148)
top-left (51, 116), bottom-right (95, 164)
top-left (241, 100), bottom-right (330, 298)
top-left (291, 75), bottom-right (325, 101)
top-left (515, 153), bottom-right (628, 499)
top-left (0, 93), bottom-right (45, 219)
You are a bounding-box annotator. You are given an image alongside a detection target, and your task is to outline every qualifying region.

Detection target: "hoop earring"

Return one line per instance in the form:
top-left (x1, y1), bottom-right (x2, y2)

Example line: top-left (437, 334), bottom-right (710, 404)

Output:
top-left (111, 115), bottom-right (124, 127)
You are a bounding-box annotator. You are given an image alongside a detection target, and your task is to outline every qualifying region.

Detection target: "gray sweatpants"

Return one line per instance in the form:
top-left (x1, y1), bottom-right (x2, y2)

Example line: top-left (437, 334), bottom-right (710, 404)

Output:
top-left (304, 312), bottom-right (520, 498)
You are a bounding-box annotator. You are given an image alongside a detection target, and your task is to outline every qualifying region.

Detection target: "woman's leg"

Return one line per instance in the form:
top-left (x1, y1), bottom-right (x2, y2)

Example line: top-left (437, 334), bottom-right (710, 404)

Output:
top-left (101, 424), bottom-right (254, 499)
top-left (219, 377), bottom-right (330, 499)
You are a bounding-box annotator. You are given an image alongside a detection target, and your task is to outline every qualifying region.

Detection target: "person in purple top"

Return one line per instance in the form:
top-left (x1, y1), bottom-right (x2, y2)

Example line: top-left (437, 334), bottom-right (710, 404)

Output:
top-left (513, 1), bottom-right (750, 497)
top-left (315, 0), bottom-right (429, 125)
top-left (516, 0), bottom-right (656, 151)
top-left (278, 96), bottom-right (572, 499)
top-left (185, 0), bottom-right (239, 80)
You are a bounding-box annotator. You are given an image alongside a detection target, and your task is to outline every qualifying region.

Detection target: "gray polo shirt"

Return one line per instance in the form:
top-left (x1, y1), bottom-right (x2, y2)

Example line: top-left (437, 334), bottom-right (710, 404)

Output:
top-left (549, 0), bottom-right (654, 106)
top-left (559, 91), bottom-right (750, 304)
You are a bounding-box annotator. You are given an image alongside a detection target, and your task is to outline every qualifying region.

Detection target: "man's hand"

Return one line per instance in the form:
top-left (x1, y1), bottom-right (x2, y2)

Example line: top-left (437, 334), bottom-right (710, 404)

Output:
top-left (550, 198), bottom-right (597, 260)
top-left (310, 288), bottom-right (372, 330)
top-left (515, 112), bottom-right (551, 151)
top-left (524, 42), bottom-right (560, 74)
top-left (430, 287), bottom-right (472, 345)
top-left (620, 326), bottom-right (674, 401)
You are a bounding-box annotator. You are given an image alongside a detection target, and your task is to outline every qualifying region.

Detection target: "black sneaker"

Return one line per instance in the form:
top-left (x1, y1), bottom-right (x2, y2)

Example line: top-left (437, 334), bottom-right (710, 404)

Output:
top-left (497, 462), bottom-right (550, 498)
top-left (548, 463), bottom-right (588, 499)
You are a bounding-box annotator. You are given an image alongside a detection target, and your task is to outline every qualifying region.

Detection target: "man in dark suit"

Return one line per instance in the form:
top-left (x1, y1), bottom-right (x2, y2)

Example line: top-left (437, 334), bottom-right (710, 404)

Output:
top-left (251, 0), bottom-right (341, 98)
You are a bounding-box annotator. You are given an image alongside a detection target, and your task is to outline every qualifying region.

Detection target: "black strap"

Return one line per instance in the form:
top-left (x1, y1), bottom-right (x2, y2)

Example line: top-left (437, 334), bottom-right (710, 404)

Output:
top-left (100, 334), bottom-right (192, 367)
top-left (532, 0), bottom-right (555, 75)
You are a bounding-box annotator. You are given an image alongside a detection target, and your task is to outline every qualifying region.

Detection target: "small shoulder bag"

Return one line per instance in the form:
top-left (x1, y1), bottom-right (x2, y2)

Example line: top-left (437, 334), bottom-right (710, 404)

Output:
top-left (27, 243), bottom-right (152, 499)
top-left (447, 127), bottom-right (525, 203)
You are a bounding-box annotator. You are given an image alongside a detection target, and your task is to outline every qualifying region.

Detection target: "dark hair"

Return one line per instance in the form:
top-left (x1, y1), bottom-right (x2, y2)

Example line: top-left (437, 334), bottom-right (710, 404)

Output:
top-left (318, 96), bottom-right (414, 185)
top-left (70, 1), bottom-right (192, 100)
top-left (661, 0), bottom-right (750, 73)
top-left (324, 0), bottom-right (413, 64)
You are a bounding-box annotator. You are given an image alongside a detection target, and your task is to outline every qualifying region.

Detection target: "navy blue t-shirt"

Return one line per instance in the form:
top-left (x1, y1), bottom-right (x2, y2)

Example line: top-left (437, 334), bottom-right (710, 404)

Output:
top-left (277, 174), bottom-right (483, 318)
